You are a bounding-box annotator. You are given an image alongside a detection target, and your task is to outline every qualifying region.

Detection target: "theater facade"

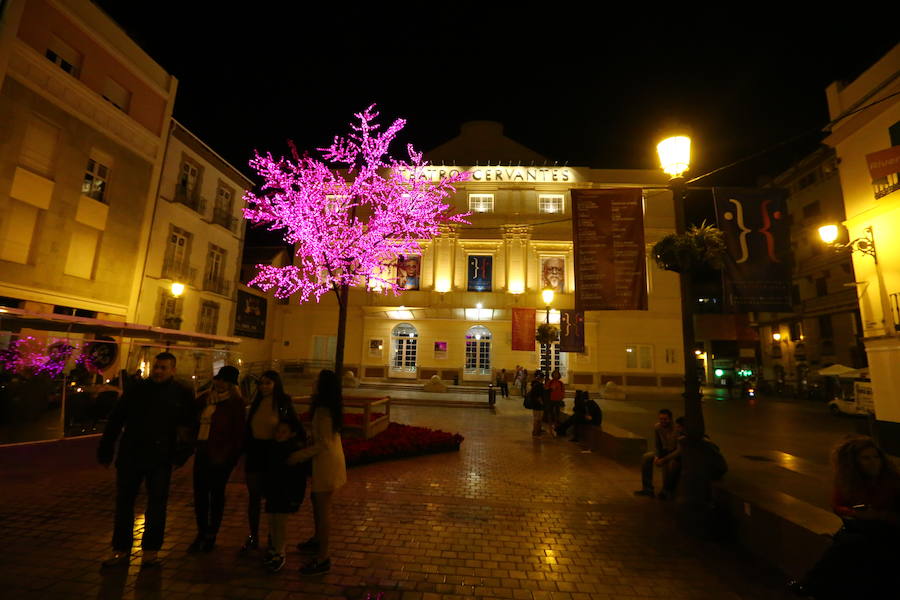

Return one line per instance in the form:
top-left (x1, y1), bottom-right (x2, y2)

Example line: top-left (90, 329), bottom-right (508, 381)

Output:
top-left (258, 122), bottom-right (686, 393)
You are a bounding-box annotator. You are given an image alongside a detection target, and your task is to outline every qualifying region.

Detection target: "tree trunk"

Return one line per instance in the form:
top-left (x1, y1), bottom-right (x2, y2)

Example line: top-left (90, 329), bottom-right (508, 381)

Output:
top-left (333, 283), bottom-right (349, 389)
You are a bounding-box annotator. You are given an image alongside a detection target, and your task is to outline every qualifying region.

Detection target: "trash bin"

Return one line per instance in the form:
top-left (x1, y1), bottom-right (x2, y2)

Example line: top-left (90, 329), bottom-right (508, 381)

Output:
top-left (487, 384), bottom-right (497, 406)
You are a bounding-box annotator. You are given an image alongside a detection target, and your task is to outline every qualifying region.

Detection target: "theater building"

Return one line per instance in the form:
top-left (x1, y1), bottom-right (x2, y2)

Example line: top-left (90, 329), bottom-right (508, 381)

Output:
top-left (260, 122), bottom-right (686, 393)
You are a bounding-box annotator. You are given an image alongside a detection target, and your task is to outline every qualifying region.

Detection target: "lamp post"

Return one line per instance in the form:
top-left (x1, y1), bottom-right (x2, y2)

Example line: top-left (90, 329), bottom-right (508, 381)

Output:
top-left (819, 224), bottom-right (896, 337)
top-left (656, 135), bottom-right (705, 439)
top-left (541, 287), bottom-right (554, 374)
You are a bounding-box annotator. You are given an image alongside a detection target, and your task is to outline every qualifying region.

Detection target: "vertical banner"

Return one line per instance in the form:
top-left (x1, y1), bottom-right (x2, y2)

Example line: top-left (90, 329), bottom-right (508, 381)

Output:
top-left (571, 188), bottom-right (647, 310)
top-left (558, 310), bottom-right (585, 353)
top-left (467, 255), bottom-right (493, 291)
top-left (714, 188), bottom-right (791, 312)
top-left (511, 308), bottom-right (536, 351)
top-left (396, 255), bottom-right (420, 290)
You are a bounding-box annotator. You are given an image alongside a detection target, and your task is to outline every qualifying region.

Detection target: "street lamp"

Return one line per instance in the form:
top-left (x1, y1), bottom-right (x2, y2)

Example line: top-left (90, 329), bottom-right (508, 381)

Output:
top-left (170, 282), bottom-right (185, 298)
top-left (657, 136), bottom-right (691, 178)
top-left (540, 287), bottom-right (555, 375)
top-left (772, 332), bottom-right (782, 342)
top-left (819, 224), bottom-right (895, 337)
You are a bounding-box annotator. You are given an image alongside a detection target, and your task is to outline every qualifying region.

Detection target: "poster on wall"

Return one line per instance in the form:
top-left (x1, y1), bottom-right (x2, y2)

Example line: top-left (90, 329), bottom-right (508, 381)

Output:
top-left (558, 310), bottom-right (585, 353)
top-left (434, 341), bottom-right (447, 360)
top-left (541, 257), bottom-right (565, 293)
top-left (467, 255), bottom-right (492, 292)
top-left (234, 290), bottom-right (267, 339)
top-left (714, 188), bottom-right (791, 312)
top-left (511, 308), bottom-right (536, 351)
top-left (396, 255), bottom-right (420, 290)
top-left (368, 339), bottom-right (384, 357)
top-left (571, 188), bottom-right (647, 310)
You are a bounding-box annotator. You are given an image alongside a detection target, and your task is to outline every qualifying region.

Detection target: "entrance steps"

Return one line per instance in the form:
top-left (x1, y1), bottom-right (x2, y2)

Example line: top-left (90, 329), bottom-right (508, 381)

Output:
top-left (358, 381), bottom-right (489, 395)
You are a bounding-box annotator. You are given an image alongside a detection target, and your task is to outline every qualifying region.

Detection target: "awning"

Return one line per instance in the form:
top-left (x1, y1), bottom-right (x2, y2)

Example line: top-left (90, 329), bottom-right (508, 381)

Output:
top-left (0, 308), bottom-right (241, 346)
top-left (817, 364), bottom-right (863, 378)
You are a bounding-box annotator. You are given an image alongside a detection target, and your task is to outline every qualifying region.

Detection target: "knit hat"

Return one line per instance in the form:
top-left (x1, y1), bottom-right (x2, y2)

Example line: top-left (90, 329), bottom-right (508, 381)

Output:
top-left (213, 365), bottom-right (240, 385)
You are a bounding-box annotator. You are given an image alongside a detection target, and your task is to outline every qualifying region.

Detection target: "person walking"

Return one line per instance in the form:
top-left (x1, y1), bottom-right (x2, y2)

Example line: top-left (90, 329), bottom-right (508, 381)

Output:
top-left (189, 366), bottom-right (246, 553)
top-left (241, 370), bottom-right (299, 554)
top-left (262, 418), bottom-right (308, 572)
top-left (519, 368), bottom-right (529, 397)
top-left (97, 352), bottom-right (196, 568)
top-left (525, 372), bottom-right (545, 437)
top-left (289, 369), bottom-right (346, 575)
top-left (498, 368), bottom-right (510, 398)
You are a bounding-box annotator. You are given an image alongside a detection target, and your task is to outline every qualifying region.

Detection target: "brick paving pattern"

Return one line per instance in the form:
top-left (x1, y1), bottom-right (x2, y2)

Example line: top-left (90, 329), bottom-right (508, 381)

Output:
top-left (0, 400), bottom-right (792, 599)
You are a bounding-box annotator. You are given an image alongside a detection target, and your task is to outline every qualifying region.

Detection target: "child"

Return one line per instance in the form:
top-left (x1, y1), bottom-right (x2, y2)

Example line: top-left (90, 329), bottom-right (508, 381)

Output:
top-left (263, 417), bottom-right (308, 572)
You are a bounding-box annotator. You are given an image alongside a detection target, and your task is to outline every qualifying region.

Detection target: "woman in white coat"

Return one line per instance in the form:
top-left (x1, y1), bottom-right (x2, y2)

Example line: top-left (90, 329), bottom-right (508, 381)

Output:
top-left (289, 369), bottom-right (346, 575)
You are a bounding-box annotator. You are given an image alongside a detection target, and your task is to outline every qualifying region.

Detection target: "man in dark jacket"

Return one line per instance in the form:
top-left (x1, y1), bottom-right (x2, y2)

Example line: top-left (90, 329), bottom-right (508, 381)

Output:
top-left (98, 352), bottom-right (196, 568)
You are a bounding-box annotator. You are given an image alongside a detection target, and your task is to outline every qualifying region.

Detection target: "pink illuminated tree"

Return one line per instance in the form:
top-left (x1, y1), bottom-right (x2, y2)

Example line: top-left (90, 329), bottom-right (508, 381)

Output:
top-left (244, 105), bottom-right (469, 380)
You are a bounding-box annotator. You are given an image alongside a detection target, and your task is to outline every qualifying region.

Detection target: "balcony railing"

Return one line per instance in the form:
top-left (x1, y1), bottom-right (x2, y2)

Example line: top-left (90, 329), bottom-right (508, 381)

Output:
top-left (801, 287), bottom-right (859, 316)
top-left (161, 259), bottom-right (197, 284)
top-left (173, 184), bottom-right (205, 213)
top-left (212, 207), bottom-right (237, 232)
top-left (203, 276), bottom-right (231, 297)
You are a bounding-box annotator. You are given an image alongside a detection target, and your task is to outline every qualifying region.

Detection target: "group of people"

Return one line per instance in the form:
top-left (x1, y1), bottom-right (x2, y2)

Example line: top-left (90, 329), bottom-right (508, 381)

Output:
top-left (97, 352), bottom-right (345, 574)
top-left (521, 368), bottom-right (602, 439)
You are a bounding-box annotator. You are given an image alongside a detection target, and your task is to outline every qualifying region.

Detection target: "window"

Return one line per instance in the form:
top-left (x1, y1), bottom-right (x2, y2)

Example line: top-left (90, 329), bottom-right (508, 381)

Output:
top-left (213, 183), bottom-right (235, 230)
top-left (198, 301), bottom-right (220, 335)
top-left (540, 342), bottom-right (567, 377)
top-left (163, 226), bottom-right (192, 281)
top-left (102, 77), bottom-right (131, 112)
top-left (0, 199), bottom-right (39, 264)
top-left (52, 305), bottom-right (97, 318)
top-left (797, 170), bottom-right (819, 190)
top-left (45, 35), bottom-right (82, 77)
top-left (391, 323), bottom-right (418, 372)
top-left (82, 157), bottom-right (111, 203)
top-left (468, 194), bottom-right (494, 213)
top-left (63, 224), bottom-right (99, 279)
top-left (625, 344), bottom-right (652, 369)
top-left (464, 326), bottom-right (491, 375)
top-left (815, 277), bottom-right (828, 297)
top-left (802, 201), bottom-right (821, 219)
top-left (538, 194), bottom-right (564, 214)
top-left (204, 244), bottom-right (228, 295)
top-left (158, 291), bottom-right (184, 330)
top-left (20, 117), bottom-right (60, 176)
top-left (789, 321), bottom-right (803, 342)
top-left (819, 315), bottom-right (834, 340)
top-left (176, 157), bottom-right (203, 211)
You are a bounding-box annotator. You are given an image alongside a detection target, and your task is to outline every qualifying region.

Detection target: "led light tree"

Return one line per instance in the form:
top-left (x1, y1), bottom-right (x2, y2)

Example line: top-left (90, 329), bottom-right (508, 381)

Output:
top-left (244, 106), bottom-right (469, 382)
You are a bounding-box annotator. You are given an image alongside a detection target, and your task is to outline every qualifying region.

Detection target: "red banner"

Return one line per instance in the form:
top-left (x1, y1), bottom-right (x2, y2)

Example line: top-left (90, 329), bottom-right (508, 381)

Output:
top-left (511, 308), bottom-right (536, 351)
top-left (866, 145), bottom-right (900, 180)
top-left (571, 188), bottom-right (647, 310)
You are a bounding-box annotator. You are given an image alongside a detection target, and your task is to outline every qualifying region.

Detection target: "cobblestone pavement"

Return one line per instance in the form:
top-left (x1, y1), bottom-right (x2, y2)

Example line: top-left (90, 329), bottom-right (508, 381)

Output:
top-left (0, 399), bottom-right (793, 599)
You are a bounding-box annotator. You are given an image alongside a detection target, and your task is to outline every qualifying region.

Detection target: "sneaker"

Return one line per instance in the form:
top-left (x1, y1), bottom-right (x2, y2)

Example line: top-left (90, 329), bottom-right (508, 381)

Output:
top-left (141, 550), bottom-right (161, 568)
top-left (299, 557), bottom-right (330, 576)
top-left (239, 535), bottom-right (259, 554)
top-left (187, 536), bottom-right (205, 554)
top-left (296, 538), bottom-right (320, 553)
top-left (266, 554), bottom-right (286, 573)
top-left (101, 551), bottom-right (130, 568)
top-left (633, 489), bottom-right (655, 497)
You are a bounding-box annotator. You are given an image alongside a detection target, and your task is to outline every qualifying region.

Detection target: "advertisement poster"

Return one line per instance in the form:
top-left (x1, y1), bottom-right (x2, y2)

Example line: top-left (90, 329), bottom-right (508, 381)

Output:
top-left (714, 188), bottom-right (791, 312)
top-left (541, 257), bottom-right (565, 293)
top-left (434, 341), bottom-right (448, 360)
top-left (368, 338), bottom-right (383, 357)
top-left (558, 310), bottom-right (585, 353)
top-left (396, 255), bottom-right (420, 290)
top-left (511, 308), bottom-right (536, 351)
top-left (234, 290), bottom-right (267, 339)
top-left (571, 189), bottom-right (647, 310)
top-left (467, 255), bottom-right (493, 292)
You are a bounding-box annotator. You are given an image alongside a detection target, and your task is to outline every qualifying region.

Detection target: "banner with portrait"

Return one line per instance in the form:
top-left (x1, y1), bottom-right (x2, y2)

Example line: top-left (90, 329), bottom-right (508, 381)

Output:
top-left (714, 188), bottom-right (791, 312)
top-left (467, 255), bottom-right (492, 292)
top-left (541, 257), bottom-right (565, 293)
top-left (558, 310), bottom-right (585, 353)
top-left (511, 308), bottom-right (536, 351)
top-left (396, 255), bottom-right (420, 290)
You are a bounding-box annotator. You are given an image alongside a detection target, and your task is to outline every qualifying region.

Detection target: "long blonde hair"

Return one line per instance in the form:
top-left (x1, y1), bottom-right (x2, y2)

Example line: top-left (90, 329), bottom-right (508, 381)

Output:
top-left (832, 436), bottom-right (900, 497)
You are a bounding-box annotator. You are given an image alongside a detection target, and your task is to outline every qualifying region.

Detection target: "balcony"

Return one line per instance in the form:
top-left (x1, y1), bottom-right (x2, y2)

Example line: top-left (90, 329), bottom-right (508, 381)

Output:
top-left (212, 207), bottom-right (237, 232)
top-left (161, 259), bottom-right (197, 284)
top-left (801, 287), bottom-right (858, 316)
top-left (173, 184), bottom-right (205, 213)
top-left (203, 275), bottom-right (231, 297)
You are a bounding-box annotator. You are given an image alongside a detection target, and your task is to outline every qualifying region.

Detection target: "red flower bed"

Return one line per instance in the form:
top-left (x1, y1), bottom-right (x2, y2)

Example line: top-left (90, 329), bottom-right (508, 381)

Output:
top-left (342, 422), bottom-right (464, 467)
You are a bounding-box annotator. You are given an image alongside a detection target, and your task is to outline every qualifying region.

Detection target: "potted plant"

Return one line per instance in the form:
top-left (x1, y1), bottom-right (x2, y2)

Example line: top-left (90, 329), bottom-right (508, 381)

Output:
top-left (652, 221), bottom-right (726, 273)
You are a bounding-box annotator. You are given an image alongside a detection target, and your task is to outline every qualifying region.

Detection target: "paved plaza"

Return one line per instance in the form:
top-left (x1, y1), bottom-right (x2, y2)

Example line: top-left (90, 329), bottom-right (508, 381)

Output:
top-left (0, 399), bottom-right (793, 600)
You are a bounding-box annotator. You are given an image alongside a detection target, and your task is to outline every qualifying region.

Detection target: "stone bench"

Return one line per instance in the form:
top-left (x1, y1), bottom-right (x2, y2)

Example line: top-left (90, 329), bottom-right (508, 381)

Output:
top-left (574, 422), bottom-right (647, 466)
top-left (713, 476), bottom-right (841, 578)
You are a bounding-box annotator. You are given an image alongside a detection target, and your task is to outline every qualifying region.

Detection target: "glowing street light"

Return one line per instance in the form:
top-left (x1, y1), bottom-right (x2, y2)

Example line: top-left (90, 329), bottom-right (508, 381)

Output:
top-left (818, 224), bottom-right (839, 244)
top-left (657, 135), bottom-right (691, 178)
top-left (170, 282), bottom-right (185, 297)
top-left (772, 332), bottom-right (782, 342)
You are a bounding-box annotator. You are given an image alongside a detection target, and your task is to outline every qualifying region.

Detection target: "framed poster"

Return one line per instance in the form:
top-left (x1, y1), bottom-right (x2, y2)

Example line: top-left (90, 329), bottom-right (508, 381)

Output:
top-left (234, 290), bottom-right (268, 339)
top-left (434, 341), bottom-right (447, 360)
top-left (369, 338), bottom-right (384, 357)
top-left (541, 257), bottom-right (565, 293)
top-left (396, 255), bottom-right (420, 290)
top-left (467, 255), bottom-right (492, 292)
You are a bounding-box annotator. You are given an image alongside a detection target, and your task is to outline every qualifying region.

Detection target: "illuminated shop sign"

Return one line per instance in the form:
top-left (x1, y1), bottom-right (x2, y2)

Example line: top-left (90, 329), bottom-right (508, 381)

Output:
top-left (412, 166), bottom-right (574, 183)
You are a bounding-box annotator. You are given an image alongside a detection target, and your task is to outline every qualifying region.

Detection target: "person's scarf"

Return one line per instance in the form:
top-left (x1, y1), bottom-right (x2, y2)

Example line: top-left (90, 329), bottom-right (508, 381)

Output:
top-left (197, 388), bottom-right (230, 441)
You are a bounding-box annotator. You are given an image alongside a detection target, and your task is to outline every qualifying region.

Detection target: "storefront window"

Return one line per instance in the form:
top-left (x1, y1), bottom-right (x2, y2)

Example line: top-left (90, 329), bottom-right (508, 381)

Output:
top-left (391, 323), bottom-right (418, 372)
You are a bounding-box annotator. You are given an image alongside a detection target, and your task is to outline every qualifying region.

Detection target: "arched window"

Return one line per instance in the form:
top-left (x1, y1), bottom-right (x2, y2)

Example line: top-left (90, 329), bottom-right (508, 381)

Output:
top-left (465, 325), bottom-right (492, 375)
top-left (391, 323), bottom-right (418, 372)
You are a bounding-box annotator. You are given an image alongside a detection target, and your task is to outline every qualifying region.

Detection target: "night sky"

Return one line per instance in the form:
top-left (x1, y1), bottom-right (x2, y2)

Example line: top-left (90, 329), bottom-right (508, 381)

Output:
top-left (94, 3), bottom-right (895, 236)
